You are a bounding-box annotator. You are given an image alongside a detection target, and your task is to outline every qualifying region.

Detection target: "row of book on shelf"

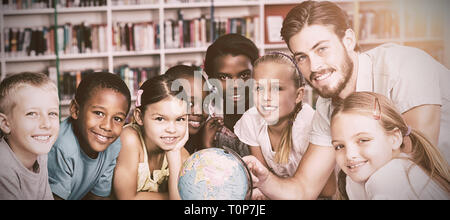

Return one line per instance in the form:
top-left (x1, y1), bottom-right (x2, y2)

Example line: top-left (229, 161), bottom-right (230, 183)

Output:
top-left (3, 22), bottom-right (108, 57)
top-left (2, 0), bottom-right (255, 10)
top-left (164, 0), bottom-right (255, 3)
top-left (57, 65), bottom-right (160, 101)
top-left (3, 14), bottom-right (259, 57)
top-left (359, 9), bottom-right (400, 40)
top-left (164, 14), bottom-right (259, 49)
top-left (1, 0), bottom-right (107, 9)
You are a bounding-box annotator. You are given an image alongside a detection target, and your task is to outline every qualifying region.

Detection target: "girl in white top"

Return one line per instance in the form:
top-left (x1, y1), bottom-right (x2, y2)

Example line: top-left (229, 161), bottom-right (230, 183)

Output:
top-left (234, 52), bottom-right (314, 181)
top-left (331, 92), bottom-right (449, 200)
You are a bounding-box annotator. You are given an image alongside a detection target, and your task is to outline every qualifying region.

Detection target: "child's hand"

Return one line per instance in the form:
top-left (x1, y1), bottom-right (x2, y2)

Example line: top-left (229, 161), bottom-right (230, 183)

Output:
top-left (202, 117), bottom-right (223, 148)
top-left (243, 155), bottom-right (270, 188)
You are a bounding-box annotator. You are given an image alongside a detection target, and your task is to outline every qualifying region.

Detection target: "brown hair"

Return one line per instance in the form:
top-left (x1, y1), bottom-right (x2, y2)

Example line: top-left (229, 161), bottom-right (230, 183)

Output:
top-left (253, 52), bottom-right (304, 164)
top-left (331, 92), bottom-right (450, 198)
top-left (281, 0), bottom-right (360, 51)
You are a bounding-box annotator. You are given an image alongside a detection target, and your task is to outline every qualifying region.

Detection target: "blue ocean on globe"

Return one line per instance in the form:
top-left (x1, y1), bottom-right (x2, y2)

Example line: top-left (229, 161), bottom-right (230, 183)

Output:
top-left (178, 148), bottom-right (250, 200)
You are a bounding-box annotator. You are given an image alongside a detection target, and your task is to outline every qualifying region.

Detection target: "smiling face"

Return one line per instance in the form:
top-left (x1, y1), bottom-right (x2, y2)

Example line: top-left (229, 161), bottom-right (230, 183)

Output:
top-left (72, 88), bottom-right (128, 158)
top-left (4, 85), bottom-right (60, 158)
top-left (331, 112), bottom-right (401, 183)
top-left (289, 24), bottom-right (354, 99)
top-left (213, 54), bottom-right (253, 107)
top-left (184, 75), bottom-right (208, 135)
top-left (253, 61), bottom-right (302, 125)
top-left (139, 96), bottom-right (188, 151)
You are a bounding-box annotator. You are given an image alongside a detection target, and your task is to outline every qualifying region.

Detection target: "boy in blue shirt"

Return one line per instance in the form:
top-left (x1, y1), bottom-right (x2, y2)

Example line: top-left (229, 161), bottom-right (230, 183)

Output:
top-left (48, 72), bottom-right (131, 200)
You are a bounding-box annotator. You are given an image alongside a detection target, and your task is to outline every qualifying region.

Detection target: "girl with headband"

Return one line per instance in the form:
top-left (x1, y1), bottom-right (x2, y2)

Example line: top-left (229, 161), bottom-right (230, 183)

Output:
top-left (234, 52), bottom-right (317, 199)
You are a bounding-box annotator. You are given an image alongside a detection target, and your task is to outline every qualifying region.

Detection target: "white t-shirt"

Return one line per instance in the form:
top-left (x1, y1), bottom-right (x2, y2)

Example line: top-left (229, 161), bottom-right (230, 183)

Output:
top-left (234, 103), bottom-right (315, 177)
top-left (346, 157), bottom-right (449, 200)
top-left (310, 43), bottom-right (450, 162)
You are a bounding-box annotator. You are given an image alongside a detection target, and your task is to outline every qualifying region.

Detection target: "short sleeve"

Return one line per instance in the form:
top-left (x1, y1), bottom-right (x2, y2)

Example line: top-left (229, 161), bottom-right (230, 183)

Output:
top-left (90, 158), bottom-right (116, 197)
top-left (0, 173), bottom-right (21, 200)
top-left (233, 108), bottom-right (261, 147)
top-left (366, 44), bottom-right (444, 113)
top-left (47, 147), bottom-right (74, 200)
top-left (391, 47), bottom-right (443, 113)
top-left (309, 109), bottom-right (332, 147)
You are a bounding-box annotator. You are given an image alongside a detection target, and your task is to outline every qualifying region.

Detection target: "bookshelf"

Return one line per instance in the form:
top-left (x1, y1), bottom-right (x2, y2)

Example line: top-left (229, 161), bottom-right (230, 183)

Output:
top-left (1, 0), bottom-right (448, 115)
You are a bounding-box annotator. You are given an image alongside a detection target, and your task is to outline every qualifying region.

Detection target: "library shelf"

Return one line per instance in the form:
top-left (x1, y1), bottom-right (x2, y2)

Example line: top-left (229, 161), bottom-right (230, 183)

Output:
top-left (113, 50), bottom-right (161, 57)
top-left (4, 55), bottom-right (57, 62)
top-left (2, 8), bottom-right (55, 15)
top-left (1, 0), bottom-right (447, 115)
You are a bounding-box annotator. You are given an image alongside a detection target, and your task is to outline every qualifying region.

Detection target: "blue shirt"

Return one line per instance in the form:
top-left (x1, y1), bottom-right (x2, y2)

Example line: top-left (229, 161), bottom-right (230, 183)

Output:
top-left (47, 118), bottom-right (122, 200)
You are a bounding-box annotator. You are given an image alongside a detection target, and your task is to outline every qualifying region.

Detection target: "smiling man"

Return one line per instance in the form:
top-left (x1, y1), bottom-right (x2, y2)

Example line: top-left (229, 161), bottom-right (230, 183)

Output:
top-left (243, 0), bottom-right (450, 200)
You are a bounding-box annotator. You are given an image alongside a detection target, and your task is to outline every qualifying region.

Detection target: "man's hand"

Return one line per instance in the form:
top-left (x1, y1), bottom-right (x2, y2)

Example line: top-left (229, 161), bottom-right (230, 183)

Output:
top-left (242, 155), bottom-right (270, 188)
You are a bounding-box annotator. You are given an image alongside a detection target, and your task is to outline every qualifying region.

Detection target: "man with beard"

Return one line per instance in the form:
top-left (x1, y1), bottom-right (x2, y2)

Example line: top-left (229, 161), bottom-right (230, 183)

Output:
top-left (243, 0), bottom-right (449, 199)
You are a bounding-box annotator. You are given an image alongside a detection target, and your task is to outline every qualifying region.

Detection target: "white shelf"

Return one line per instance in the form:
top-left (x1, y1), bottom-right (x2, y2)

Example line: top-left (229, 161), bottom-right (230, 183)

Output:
top-left (57, 6), bottom-right (108, 13)
top-left (165, 47), bottom-right (210, 54)
top-left (59, 53), bottom-right (109, 59)
top-left (263, 0), bottom-right (354, 5)
top-left (2, 8), bottom-right (55, 15)
top-left (264, 43), bottom-right (288, 50)
top-left (60, 99), bottom-right (72, 106)
top-left (403, 37), bottom-right (443, 43)
top-left (359, 38), bottom-right (402, 45)
top-left (113, 50), bottom-right (161, 57)
top-left (111, 4), bottom-right (160, 11)
top-left (163, 1), bottom-right (259, 9)
top-left (359, 37), bottom-right (443, 45)
top-left (4, 55), bottom-right (57, 62)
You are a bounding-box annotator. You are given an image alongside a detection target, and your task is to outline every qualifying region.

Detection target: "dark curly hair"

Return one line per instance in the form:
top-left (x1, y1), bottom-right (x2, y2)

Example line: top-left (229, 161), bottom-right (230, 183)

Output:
top-left (203, 34), bottom-right (259, 78)
top-left (75, 72), bottom-right (131, 114)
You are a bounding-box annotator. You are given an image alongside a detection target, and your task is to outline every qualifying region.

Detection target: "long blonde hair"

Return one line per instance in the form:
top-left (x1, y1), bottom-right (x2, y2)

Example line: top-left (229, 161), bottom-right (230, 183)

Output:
top-left (253, 52), bottom-right (304, 164)
top-left (331, 92), bottom-right (450, 198)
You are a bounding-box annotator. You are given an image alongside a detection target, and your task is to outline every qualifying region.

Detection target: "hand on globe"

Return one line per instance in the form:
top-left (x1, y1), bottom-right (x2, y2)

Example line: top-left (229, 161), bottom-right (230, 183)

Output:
top-left (251, 187), bottom-right (269, 200)
top-left (242, 155), bottom-right (270, 188)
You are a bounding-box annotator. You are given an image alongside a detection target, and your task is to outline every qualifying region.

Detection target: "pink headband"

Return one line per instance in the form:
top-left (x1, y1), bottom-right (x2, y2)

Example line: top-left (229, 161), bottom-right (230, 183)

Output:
top-left (135, 89), bottom-right (143, 107)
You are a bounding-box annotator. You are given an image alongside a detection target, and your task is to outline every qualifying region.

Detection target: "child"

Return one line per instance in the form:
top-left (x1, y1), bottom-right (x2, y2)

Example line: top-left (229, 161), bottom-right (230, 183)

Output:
top-left (234, 52), bottom-right (315, 199)
top-left (331, 92), bottom-right (449, 199)
top-left (0, 72), bottom-right (59, 200)
top-left (48, 72), bottom-right (131, 200)
top-left (164, 65), bottom-right (209, 154)
top-left (113, 72), bottom-right (190, 200)
top-left (235, 52), bottom-right (314, 177)
top-left (203, 33), bottom-right (259, 157)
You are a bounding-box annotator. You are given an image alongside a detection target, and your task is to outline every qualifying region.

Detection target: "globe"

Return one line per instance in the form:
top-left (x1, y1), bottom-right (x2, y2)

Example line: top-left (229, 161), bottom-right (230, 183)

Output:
top-left (178, 147), bottom-right (252, 200)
